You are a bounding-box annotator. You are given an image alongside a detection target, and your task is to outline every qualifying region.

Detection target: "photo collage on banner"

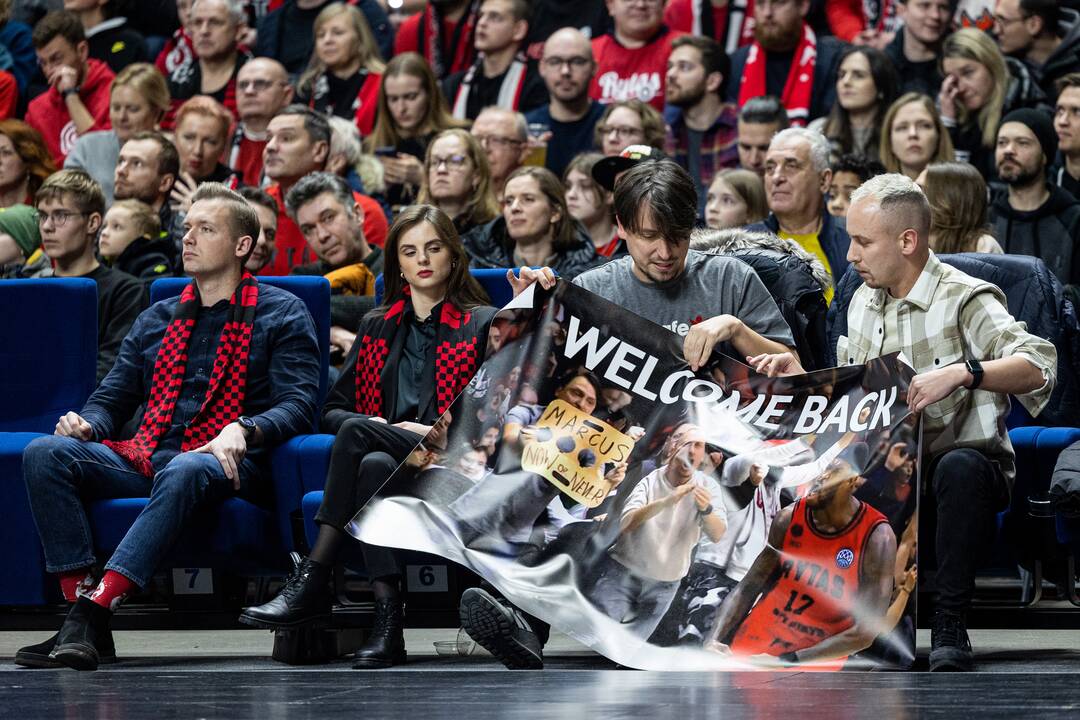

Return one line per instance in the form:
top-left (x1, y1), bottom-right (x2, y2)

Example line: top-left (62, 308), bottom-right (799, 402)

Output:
top-left (349, 280), bottom-right (920, 671)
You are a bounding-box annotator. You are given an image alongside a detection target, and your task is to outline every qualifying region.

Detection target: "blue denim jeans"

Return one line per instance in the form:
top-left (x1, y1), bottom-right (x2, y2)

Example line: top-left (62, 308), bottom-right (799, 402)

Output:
top-left (22, 435), bottom-right (258, 588)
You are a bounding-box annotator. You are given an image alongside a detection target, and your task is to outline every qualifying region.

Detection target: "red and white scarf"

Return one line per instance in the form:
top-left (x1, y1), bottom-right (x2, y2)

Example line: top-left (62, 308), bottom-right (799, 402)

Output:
top-left (738, 22), bottom-right (817, 127)
top-left (452, 53), bottom-right (529, 119)
top-left (104, 274), bottom-right (259, 477)
top-left (693, 0), bottom-right (755, 54)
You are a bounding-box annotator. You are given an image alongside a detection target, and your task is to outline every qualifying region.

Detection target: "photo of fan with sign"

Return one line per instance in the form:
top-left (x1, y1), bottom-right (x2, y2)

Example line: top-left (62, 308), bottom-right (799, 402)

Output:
top-left (347, 278), bottom-right (920, 671)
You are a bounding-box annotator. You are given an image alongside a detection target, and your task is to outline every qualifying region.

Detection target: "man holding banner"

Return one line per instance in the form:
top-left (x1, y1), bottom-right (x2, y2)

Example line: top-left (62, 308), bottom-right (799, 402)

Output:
top-left (461, 159), bottom-right (797, 669)
top-left (750, 173), bottom-right (1058, 672)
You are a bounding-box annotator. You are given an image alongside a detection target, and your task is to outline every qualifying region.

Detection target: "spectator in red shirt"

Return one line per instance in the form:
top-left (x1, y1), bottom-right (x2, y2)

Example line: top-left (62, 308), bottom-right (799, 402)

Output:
top-left (394, 0), bottom-right (481, 79)
top-left (663, 0), bottom-right (754, 53)
top-left (588, 0), bottom-right (683, 110)
top-left (27, 11), bottom-right (115, 166)
top-left (230, 58), bottom-right (294, 187)
top-left (262, 104), bottom-right (388, 275)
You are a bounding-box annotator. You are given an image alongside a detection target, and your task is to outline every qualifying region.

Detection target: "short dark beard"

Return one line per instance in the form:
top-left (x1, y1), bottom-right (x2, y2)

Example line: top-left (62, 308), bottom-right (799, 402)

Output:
top-left (1000, 163), bottom-right (1043, 189)
top-left (755, 20), bottom-right (802, 52)
top-left (669, 84), bottom-right (706, 109)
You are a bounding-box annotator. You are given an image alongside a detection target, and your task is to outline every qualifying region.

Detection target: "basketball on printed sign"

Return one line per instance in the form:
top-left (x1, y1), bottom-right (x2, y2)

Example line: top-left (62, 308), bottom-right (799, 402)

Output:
top-left (521, 399), bottom-right (632, 508)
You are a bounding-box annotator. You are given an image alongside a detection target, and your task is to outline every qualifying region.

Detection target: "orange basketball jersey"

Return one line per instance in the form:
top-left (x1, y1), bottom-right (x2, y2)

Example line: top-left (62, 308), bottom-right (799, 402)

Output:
top-left (730, 497), bottom-right (887, 664)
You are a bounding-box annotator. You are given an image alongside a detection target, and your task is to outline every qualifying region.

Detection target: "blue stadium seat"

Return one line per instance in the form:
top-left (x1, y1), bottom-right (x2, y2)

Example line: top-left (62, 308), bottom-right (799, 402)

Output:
top-left (0, 432), bottom-right (55, 605)
top-left (374, 268), bottom-right (517, 308)
top-left (0, 278), bottom-right (98, 434)
top-left (84, 276), bottom-right (332, 575)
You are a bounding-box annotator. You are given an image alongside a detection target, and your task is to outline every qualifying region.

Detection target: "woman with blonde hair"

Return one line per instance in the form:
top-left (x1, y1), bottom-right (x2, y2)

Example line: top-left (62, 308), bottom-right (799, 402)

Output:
top-left (939, 28), bottom-right (1048, 179)
top-left (366, 52), bottom-right (463, 210)
top-left (879, 93), bottom-right (954, 179)
top-left (297, 3), bottom-right (386, 137)
top-left (705, 168), bottom-right (767, 229)
top-left (65, 62), bottom-right (170, 203)
top-left (916, 162), bottom-right (1002, 255)
top-left (417, 128), bottom-right (499, 235)
top-left (0, 120), bottom-right (56, 208)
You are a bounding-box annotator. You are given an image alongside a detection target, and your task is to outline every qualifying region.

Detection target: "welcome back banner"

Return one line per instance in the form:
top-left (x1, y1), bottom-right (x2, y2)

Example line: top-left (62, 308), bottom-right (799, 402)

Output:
top-left (350, 281), bottom-right (920, 670)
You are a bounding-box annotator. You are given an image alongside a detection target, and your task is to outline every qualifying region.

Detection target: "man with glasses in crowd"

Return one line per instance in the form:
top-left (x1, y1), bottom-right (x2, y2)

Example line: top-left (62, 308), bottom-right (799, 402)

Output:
top-left (471, 105), bottom-right (530, 200)
top-left (230, 58), bottom-right (294, 187)
top-left (526, 28), bottom-right (605, 177)
top-left (34, 169), bottom-right (146, 383)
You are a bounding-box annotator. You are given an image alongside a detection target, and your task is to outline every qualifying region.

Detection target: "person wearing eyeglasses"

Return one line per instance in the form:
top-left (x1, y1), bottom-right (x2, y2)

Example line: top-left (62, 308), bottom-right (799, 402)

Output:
top-left (441, 0), bottom-right (548, 121)
top-left (524, 28), bottom-right (605, 178)
top-left (418, 128), bottom-right (500, 235)
top-left (993, 0), bottom-right (1080, 99)
top-left (230, 58), bottom-right (294, 188)
top-left (33, 169), bottom-right (147, 383)
top-left (471, 105), bottom-right (530, 200)
top-left (594, 99), bottom-right (666, 157)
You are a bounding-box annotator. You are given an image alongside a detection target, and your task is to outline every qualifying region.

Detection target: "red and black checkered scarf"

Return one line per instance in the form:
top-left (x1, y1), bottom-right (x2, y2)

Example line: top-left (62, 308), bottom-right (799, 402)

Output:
top-left (104, 273), bottom-right (260, 477)
top-left (353, 291), bottom-right (481, 419)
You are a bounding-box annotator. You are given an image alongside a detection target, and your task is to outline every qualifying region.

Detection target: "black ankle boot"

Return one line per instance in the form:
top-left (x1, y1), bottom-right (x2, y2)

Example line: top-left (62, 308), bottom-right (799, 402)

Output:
top-left (49, 597), bottom-right (112, 671)
top-left (239, 553), bottom-right (332, 629)
top-left (16, 620), bottom-right (118, 668)
top-left (352, 599), bottom-right (406, 669)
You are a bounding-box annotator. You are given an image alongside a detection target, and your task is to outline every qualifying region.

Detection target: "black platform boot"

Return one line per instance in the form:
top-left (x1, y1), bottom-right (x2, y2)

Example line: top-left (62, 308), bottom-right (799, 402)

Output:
top-left (49, 596), bottom-right (113, 671)
top-left (239, 553), bottom-right (332, 629)
top-left (352, 599), bottom-right (407, 669)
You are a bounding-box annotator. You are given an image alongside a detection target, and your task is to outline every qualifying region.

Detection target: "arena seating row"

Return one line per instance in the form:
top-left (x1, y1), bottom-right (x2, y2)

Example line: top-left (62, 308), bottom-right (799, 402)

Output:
top-left (1, 271), bottom-right (1078, 614)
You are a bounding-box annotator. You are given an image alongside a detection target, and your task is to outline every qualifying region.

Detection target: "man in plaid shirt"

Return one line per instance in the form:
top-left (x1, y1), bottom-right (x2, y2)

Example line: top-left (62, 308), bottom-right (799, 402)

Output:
top-left (749, 173), bottom-right (1057, 673)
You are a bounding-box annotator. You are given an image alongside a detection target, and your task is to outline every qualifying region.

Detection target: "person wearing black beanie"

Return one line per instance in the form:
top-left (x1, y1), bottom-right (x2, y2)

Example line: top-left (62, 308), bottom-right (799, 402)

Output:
top-left (989, 107), bottom-right (1080, 289)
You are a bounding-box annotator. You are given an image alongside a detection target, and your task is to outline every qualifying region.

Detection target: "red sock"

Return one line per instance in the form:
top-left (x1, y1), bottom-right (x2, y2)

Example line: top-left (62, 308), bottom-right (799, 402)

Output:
top-left (58, 570), bottom-right (94, 603)
top-left (87, 571), bottom-right (137, 611)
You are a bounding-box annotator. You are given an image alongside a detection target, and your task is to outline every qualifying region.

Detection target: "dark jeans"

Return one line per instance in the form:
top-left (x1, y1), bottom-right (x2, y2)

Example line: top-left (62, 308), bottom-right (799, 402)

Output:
top-left (926, 447), bottom-right (1009, 613)
top-left (314, 418), bottom-right (421, 579)
top-left (22, 435), bottom-right (258, 588)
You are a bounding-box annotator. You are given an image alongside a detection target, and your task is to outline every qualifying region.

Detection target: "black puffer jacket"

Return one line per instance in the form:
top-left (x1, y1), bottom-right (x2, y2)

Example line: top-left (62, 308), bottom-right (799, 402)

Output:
top-left (990, 184), bottom-right (1080, 289)
top-left (827, 252), bottom-right (1080, 427)
top-left (109, 235), bottom-right (176, 287)
top-left (1036, 9), bottom-right (1080, 98)
top-left (462, 216), bottom-right (602, 280)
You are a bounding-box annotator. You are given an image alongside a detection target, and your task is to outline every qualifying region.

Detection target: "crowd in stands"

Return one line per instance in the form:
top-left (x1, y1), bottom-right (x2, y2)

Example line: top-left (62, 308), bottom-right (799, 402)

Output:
top-left (3, 0), bottom-right (1078, 678)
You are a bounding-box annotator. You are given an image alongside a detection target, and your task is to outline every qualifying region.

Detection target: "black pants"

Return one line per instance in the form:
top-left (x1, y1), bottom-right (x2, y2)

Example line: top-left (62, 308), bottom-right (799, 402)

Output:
top-left (314, 418), bottom-right (422, 579)
top-left (926, 447), bottom-right (1009, 612)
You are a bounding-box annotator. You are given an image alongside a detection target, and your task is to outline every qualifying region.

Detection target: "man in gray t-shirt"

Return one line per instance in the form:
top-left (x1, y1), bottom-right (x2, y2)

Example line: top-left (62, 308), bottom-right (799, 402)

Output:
top-left (516, 159), bottom-right (795, 369)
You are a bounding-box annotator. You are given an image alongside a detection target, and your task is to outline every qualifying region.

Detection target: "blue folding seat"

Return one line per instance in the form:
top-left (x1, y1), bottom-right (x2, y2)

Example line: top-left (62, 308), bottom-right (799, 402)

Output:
top-left (0, 279), bottom-right (98, 606)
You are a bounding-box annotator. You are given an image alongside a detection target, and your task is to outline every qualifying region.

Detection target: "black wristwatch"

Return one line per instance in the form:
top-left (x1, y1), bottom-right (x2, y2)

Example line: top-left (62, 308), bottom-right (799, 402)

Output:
top-left (697, 503), bottom-right (714, 517)
top-left (238, 415), bottom-right (258, 439)
top-left (778, 651), bottom-right (800, 665)
top-left (60, 86), bottom-right (80, 99)
top-left (964, 358), bottom-right (983, 390)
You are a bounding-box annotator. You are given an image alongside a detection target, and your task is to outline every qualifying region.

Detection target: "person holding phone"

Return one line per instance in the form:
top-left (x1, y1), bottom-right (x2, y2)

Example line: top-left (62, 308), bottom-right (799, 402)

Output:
top-left (240, 205), bottom-right (497, 670)
top-left (366, 52), bottom-right (466, 211)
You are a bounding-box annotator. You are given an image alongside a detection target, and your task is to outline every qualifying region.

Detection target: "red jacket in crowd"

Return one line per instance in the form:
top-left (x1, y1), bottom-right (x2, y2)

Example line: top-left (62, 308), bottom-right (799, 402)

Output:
top-left (26, 58), bottom-right (115, 165)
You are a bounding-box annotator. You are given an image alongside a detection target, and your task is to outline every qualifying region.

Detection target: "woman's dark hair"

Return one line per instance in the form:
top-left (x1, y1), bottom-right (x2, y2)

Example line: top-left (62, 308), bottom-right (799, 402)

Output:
top-left (613, 160), bottom-right (697, 244)
top-left (821, 46), bottom-right (900, 160)
top-left (504, 166), bottom-right (576, 250)
top-left (379, 204), bottom-right (491, 312)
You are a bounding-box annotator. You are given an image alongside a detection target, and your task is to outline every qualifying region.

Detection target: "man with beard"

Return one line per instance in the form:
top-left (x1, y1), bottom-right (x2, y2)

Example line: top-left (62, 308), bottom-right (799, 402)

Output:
top-left (167, 0), bottom-right (250, 122)
top-left (394, 0), bottom-right (480, 79)
top-left (989, 108), bottom-right (1080, 289)
top-left (704, 443), bottom-right (897, 669)
top-left (525, 28), bottom-right (605, 177)
top-left (725, 0), bottom-right (846, 126)
top-left (114, 131), bottom-right (182, 252)
top-left (883, 0), bottom-right (951, 97)
top-left (442, 0), bottom-right (548, 121)
top-left (590, 423), bottom-right (727, 639)
top-left (589, 0), bottom-right (684, 111)
top-left (663, 35), bottom-right (738, 216)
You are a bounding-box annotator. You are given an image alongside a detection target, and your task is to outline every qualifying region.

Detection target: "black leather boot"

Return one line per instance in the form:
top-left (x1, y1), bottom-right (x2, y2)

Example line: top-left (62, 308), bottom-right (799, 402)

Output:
top-left (352, 599), bottom-right (406, 669)
top-left (50, 596), bottom-right (112, 671)
top-left (16, 620), bottom-right (118, 668)
top-left (239, 553), bottom-right (332, 629)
